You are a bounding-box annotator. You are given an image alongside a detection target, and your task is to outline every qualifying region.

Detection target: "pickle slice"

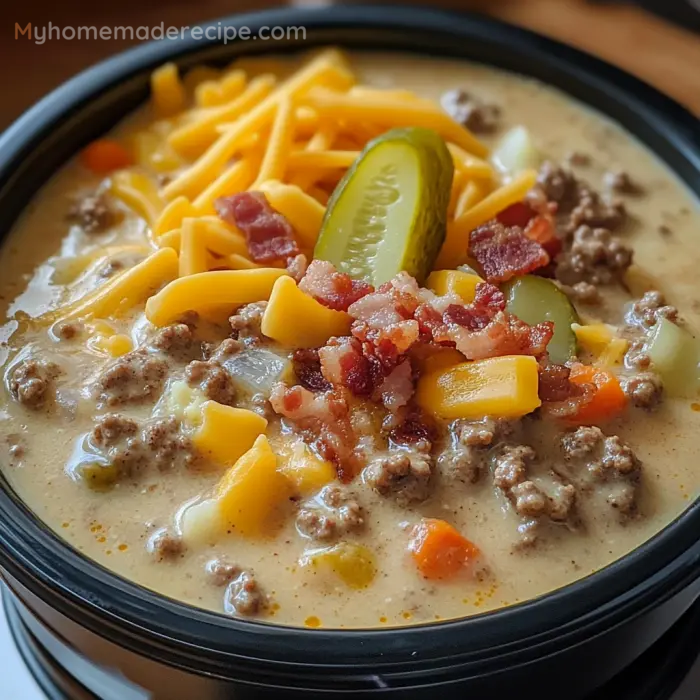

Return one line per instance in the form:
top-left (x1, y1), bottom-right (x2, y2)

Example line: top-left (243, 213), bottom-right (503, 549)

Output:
top-left (314, 127), bottom-right (454, 286)
top-left (505, 275), bottom-right (578, 364)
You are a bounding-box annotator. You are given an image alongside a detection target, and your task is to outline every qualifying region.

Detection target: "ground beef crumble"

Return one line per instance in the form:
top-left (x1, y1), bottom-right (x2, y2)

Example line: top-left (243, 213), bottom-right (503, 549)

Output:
top-left (492, 444), bottom-right (577, 546)
top-left (230, 302), bottom-right (267, 342)
top-left (150, 324), bottom-right (202, 361)
top-left (67, 192), bottom-right (120, 233)
top-left (363, 445), bottom-right (433, 505)
top-left (626, 290), bottom-right (679, 330)
top-left (436, 417), bottom-right (509, 484)
top-left (555, 225), bottom-right (633, 286)
top-left (89, 414), bottom-right (200, 480)
top-left (440, 89), bottom-right (501, 133)
top-left (206, 558), bottom-right (241, 586)
top-left (537, 161), bottom-right (627, 236)
top-left (296, 484), bottom-right (365, 542)
top-left (622, 372), bottom-right (663, 409)
top-left (147, 528), bottom-right (184, 561)
top-left (603, 170), bottom-right (642, 195)
top-left (7, 358), bottom-right (62, 409)
top-left (91, 414), bottom-right (138, 446)
top-left (224, 571), bottom-right (266, 616)
top-left (93, 349), bottom-right (168, 407)
top-left (185, 360), bottom-right (237, 406)
top-left (560, 426), bottom-right (641, 516)
top-left (53, 320), bottom-right (83, 341)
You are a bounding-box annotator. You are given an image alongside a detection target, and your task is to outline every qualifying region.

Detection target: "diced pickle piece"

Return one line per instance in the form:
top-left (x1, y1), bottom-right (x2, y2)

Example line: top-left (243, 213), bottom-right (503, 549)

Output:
top-left (505, 275), bottom-right (578, 364)
top-left (645, 318), bottom-right (700, 398)
top-left (315, 127), bottom-right (453, 286)
top-left (416, 355), bottom-right (541, 419)
top-left (78, 462), bottom-right (119, 491)
top-left (224, 348), bottom-right (293, 395)
top-left (302, 542), bottom-right (377, 589)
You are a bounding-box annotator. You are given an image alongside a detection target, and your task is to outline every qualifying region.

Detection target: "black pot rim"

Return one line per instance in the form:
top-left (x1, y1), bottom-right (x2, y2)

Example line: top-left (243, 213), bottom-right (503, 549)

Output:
top-left (0, 4), bottom-right (699, 687)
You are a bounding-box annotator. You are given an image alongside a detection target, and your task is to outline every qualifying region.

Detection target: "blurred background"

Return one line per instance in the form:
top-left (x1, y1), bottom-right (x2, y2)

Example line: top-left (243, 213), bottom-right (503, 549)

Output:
top-left (1, 0), bottom-right (698, 129)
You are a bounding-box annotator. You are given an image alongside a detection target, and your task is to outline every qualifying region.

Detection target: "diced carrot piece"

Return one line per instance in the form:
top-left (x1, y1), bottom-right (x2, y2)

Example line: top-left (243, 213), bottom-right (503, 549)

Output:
top-left (524, 215), bottom-right (562, 257)
top-left (408, 518), bottom-right (479, 581)
top-left (567, 363), bottom-right (628, 425)
top-left (81, 139), bottom-right (133, 175)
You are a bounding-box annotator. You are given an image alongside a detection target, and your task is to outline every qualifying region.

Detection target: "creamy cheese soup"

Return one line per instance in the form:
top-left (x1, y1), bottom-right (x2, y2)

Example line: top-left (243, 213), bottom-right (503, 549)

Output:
top-left (0, 50), bottom-right (699, 629)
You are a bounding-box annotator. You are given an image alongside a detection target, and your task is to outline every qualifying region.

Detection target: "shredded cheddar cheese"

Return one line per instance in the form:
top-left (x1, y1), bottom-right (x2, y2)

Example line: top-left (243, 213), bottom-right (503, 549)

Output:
top-left (55, 49), bottom-right (514, 324)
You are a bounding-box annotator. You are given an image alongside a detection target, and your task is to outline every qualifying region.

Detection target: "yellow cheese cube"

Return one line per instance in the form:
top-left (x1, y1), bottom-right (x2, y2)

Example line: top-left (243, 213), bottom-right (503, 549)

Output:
top-left (193, 401), bottom-right (267, 467)
top-left (596, 337), bottom-right (630, 368)
top-left (215, 435), bottom-right (292, 536)
top-left (103, 334), bottom-right (133, 357)
top-left (302, 543), bottom-right (377, 589)
top-left (280, 441), bottom-right (336, 495)
top-left (572, 323), bottom-right (614, 356)
top-left (426, 269), bottom-right (484, 303)
top-left (417, 348), bottom-right (464, 375)
top-left (416, 355), bottom-right (541, 420)
top-left (261, 276), bottom-right (351, 348)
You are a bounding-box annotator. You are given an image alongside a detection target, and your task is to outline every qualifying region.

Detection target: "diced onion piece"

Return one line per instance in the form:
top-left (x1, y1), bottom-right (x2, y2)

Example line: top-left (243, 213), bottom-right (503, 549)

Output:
top-left (224, 348), bottom-right (293, 395)
top-left (492, 126), bottom-right (541, 175)
top-left (645, 318), bottom-right (700, 397)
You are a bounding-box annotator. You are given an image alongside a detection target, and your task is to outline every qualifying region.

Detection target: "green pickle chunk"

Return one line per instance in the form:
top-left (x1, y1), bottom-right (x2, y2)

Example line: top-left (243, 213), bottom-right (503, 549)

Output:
top-left (505, 275), bottom-right (578, 364)
top-left (78, 462), bottom-right (119, 491)
top-left (314, 127), bottom-right (454, 286)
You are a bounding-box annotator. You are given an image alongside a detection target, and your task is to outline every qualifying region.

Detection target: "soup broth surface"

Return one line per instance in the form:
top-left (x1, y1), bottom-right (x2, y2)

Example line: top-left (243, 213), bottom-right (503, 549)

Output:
top-left (0, 51), bottom-right (699, 629)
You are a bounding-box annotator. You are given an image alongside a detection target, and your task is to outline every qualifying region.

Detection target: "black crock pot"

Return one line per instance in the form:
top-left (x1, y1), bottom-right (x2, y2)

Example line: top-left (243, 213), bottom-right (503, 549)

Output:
top-left (0, 6), bottom-right (699, 699)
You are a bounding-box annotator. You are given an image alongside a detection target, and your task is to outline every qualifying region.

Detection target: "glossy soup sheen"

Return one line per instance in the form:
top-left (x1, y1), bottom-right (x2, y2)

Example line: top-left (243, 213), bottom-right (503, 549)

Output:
top-left (0, 52), bottom-right (699, 629)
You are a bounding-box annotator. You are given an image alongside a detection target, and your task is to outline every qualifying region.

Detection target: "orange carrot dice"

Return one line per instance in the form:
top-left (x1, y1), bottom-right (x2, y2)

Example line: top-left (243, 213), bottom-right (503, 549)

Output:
top-left (567, 363), bottom-right (627, 425)
top-left (408, 518), bottom-right (479, 581)
top-left (81, 139), bottom-right (133, 175)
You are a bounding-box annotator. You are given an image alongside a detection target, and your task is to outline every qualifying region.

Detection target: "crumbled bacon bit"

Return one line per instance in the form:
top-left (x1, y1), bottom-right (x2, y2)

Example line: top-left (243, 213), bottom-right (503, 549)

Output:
top-left (538, 363), bottom-right (575, 402)
top-left (215, 191), bottom-right (299, 263)
top-left (538, 362), bottom-right (594, 417)
top-left (319, 337), bottom-right (374, 397)
top-left (377, 359), bottom-right (414, 412)
top-left (524, 216), bottom-right (562, 258)
top-left (449, 313), bottom-right (553, 360)
top-left (293, 349), bottom-right (332, 393)
top-left (441, 282), bottom-right (506, 331)
top-left (469, 221), bottom-right (550, 283)
top-left (414, 281), bottom-right (550, 360)
top-left (269, 383), bottom-right (357, 480)
top-left (299, 260), bottom-right (373, 311)
top-left (389, 409), bottom-right (436, 446)
top-left (497, 202), bottom-right (537, 228)
top-left (286, 253), bottom-right (308, 282)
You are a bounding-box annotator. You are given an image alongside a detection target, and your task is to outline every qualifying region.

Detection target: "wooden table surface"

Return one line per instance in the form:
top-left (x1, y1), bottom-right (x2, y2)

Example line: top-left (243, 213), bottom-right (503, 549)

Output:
top-left (1, 0), bottom-right (699, 130)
